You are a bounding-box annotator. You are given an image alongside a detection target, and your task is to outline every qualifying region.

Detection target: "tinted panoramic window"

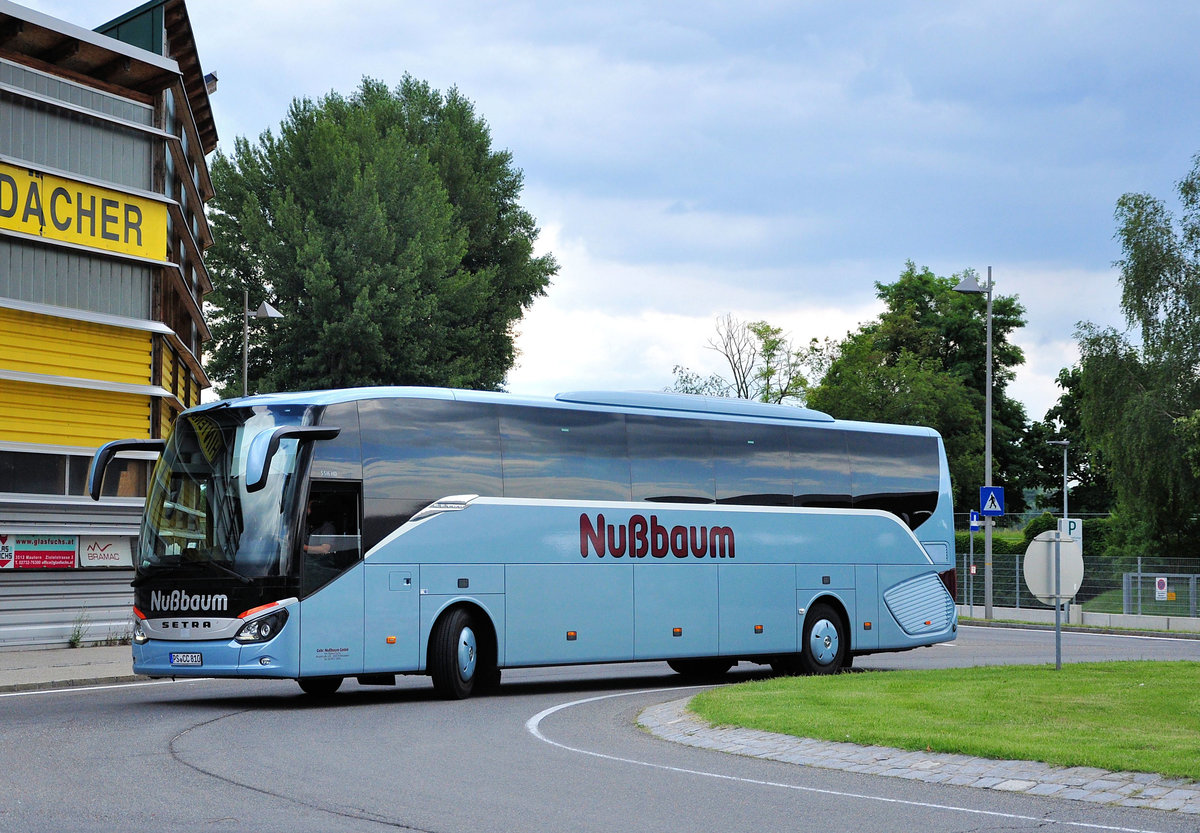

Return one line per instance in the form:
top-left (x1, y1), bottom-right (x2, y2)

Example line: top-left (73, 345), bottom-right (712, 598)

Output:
top-left (627, 415), bottom-right (715, 503)
top-left (789, 427), bottom-right (851, 508)
top-left (847, 431), bottom-right (939, 528)
top-left (711, 421), bottom-right (791, 506)
top-left (500, 406), bottom-right (631, 500)
top-left (360, 398), bottom-right (502, 504)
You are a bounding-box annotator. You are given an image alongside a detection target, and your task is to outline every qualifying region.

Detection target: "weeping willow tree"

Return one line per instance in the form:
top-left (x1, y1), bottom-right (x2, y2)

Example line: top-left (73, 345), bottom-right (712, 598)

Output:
top-left (1077, 153), bottom-right (1200, 561)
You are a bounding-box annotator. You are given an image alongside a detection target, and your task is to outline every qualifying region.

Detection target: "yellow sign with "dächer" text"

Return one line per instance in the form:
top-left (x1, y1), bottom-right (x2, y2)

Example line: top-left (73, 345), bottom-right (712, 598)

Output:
top-left (0, 162), bottom-right (167, 260)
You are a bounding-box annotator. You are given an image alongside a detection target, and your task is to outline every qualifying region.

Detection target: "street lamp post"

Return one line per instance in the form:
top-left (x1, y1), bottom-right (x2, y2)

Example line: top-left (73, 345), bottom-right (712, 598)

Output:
top-left (1047, 439), bottom-right (1070, 670)
top-left (242, 289), bottom-right (284, 397)
top-left (954, 266), bottom-right (994, 619)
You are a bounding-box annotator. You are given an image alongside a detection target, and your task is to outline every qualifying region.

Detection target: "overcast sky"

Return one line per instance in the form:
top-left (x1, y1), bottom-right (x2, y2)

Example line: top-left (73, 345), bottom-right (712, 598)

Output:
top-left (28, 0), bottom-right (1200, 419)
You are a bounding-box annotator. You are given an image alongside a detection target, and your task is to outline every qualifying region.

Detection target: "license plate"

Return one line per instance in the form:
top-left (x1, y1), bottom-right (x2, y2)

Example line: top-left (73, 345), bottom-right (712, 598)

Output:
top-left (170, 652), bottom-right (203, 667)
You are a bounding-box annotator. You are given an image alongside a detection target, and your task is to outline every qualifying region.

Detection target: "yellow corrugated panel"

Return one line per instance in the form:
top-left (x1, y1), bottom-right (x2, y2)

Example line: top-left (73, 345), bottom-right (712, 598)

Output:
top-left (160, 398), bottom-right (182, 434)
top-left (0, 307), bottom-right (151, 385)
top-left (0, 379), bottom-right (151, 446)
top-left (163, 347), bottom-right (178, 395)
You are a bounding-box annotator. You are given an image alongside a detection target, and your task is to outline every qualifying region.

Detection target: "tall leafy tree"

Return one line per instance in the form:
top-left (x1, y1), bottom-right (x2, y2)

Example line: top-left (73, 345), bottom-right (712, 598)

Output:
top-left (1025, 367), bottom-right (1114, 515)
top-left (1077, 153), bottom-right (1200, 556)
top-left (204, 76), bottom-right (557, 396)
top-left (806, 261), bottom-right (1031, 513)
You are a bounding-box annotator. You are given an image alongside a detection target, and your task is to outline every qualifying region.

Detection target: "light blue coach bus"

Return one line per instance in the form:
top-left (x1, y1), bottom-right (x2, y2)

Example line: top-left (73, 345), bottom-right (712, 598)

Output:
top-left (89, 387), bottom-right (958, 698)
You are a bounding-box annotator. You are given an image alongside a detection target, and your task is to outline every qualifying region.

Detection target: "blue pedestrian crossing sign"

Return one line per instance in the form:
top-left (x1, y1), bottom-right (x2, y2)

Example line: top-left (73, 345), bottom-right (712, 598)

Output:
top-left (980, 486), bottom-right (1005, 517)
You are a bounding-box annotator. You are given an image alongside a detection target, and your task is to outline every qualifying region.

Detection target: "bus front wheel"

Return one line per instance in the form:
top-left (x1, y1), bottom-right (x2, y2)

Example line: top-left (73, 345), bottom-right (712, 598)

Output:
top-left (430, 608), bottom-right (483, 699)
top-left (799, 602), bottom-right (847, 675)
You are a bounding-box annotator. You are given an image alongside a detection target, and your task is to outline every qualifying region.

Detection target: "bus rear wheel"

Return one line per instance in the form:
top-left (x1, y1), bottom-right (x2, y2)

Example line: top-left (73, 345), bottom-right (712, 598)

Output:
top-left (799, 602), bottom-right (846, 675)
top-left (430, 608), bottom-right (485, 699)
top-left (298, 675), bottom-right (343, 697)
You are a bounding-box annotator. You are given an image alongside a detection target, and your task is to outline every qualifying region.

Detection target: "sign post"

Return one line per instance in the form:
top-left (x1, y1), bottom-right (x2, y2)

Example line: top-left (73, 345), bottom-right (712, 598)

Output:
top-left (1024, 531), bottom-right (1084, 670)
top-left (967, 510), bottom-right (980, 617)
top-left (979, 487), bottom-right (1004, 620)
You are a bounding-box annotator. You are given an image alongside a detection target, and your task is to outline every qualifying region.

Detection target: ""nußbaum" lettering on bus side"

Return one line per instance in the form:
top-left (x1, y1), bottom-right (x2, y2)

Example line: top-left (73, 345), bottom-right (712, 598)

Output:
top-left (579, 513), bottom-right (734, 559)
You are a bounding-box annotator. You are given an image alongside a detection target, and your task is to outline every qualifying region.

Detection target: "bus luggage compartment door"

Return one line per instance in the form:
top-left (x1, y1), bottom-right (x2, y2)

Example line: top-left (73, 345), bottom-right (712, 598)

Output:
top-left (364, 564), bottom-right (420, 672)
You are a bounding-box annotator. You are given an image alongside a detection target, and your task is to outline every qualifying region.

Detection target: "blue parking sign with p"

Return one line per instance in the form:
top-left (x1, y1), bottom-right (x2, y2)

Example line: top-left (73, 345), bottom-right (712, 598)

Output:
top-left (980, 486), bottom-right (1005, 517)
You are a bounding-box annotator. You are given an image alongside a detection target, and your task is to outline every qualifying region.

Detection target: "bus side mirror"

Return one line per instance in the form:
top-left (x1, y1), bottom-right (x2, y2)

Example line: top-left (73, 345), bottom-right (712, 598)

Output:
top-left (88, 439), bottom-right (166, 501)
top-left (245, 426), bottom-right (341, 493)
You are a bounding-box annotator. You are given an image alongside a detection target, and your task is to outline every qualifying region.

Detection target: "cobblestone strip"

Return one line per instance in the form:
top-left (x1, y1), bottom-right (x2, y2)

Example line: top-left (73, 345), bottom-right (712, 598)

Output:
top-left (639, 697), bottom-right (1200, 815)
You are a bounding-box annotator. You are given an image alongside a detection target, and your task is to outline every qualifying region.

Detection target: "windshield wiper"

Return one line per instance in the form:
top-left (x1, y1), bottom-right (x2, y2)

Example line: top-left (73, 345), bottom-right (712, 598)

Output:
top-left (202, 559), bottom-right (253, 584)
top-left (131, 558), bottom-right (252, 586)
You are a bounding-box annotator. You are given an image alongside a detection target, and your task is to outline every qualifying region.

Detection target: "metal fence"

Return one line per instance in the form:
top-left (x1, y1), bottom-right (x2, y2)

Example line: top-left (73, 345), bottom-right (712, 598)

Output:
top-left (956, 551), bottom-right (1200, 621)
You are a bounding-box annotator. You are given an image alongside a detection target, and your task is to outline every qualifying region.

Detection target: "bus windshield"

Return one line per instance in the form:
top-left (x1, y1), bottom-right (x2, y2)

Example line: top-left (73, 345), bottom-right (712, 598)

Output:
top-left (137, 405), bottom-right (308, 579)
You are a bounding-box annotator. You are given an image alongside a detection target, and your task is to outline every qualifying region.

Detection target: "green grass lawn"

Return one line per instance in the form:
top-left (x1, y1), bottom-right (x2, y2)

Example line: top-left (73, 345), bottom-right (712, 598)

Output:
top-left (689, 662), bottom-right (1200, 780)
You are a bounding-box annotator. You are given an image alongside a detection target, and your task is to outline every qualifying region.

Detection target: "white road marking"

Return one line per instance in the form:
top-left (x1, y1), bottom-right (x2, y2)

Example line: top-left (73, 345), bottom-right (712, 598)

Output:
top-left (526, 688), bottom-right (1172, 833)
top-left (0, 678), bottom-right (202, 698)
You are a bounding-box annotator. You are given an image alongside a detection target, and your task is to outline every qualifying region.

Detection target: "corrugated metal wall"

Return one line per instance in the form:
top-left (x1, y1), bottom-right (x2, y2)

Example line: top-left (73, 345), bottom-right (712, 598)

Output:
top-left (1, 59), bottom-right (154, 190)
top-left (0, 240), bottom-right (152, 319)
top-left (0, 59), bottom-right (154, 126)
top-left (0, 380), bottom-right (152, 446)
top-left (0, 307), bottom-right (152, 383)
top-left (0, 570), bottom-right (134, 648)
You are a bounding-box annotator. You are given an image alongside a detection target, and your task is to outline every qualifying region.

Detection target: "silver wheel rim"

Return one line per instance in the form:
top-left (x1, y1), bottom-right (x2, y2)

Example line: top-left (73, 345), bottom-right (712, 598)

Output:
top-left (808, 617), bottom-right (839, 666)
top-left (457, 626), bottom-right (477, 680)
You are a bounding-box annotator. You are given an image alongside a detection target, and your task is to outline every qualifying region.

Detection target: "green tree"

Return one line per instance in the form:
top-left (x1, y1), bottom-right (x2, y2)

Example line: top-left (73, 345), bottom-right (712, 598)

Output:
top-left (671, 314), bottom-right (819, 404)
top-left (1025, 367), bottom-right (1114, 515)
top-left (1077, 154), bottom-right (1200, 556)
top-left (806, 261), bottom-right (1031, 513)
top-left (204, 76), bottom-right (557, 396)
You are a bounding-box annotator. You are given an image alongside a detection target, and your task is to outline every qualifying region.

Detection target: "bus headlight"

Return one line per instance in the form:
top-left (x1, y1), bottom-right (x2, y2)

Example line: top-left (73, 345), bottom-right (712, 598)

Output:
top-left (235, 609), bottom-right (289, 644)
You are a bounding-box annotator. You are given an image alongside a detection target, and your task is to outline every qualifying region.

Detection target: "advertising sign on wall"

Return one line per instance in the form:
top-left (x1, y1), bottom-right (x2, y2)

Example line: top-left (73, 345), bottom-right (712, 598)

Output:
top-left (79, 536), bottom-right (134, 568)
top-left (0, 535), bottom-right (78, 569)
top-left (0, 161), bottom-right (167, 260)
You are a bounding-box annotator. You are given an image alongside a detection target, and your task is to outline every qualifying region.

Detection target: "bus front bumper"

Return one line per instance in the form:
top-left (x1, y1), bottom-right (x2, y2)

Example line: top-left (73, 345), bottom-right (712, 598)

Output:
top-left (133, 627), bottom-right (300, 679)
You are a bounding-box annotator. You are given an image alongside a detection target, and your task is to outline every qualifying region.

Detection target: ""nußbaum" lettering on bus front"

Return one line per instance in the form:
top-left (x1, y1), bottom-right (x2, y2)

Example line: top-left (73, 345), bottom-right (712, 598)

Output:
top-left (579, 513), bottom-right (734, 559)
top-left (149, 589), bottom-right (229, 612)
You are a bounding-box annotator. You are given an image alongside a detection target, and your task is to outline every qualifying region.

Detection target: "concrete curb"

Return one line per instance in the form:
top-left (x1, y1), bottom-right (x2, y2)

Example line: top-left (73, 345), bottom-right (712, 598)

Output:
top-left (0, 674), bottom-right (147, 694)
top-left (639, 697), bottom-right (1200, 815)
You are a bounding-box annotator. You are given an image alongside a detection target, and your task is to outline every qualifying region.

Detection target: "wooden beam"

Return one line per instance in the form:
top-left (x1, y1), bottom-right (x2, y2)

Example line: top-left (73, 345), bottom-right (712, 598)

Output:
top-left (0, 18), bottom-right (24, 47)
top-left (39, 37), bottom-right (79, 64)
top-left (95, 54), bottom-right (132, 83)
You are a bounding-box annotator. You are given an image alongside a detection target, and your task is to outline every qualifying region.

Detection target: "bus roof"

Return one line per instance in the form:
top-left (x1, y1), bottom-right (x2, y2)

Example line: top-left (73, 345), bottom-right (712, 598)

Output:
top-left (202, 386), bottom-right (938, 437)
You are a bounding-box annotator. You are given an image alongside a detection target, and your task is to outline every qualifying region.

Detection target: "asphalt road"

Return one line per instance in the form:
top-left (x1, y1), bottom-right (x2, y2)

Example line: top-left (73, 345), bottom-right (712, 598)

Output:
top-left (2, 625), bottom-right (1198, 833)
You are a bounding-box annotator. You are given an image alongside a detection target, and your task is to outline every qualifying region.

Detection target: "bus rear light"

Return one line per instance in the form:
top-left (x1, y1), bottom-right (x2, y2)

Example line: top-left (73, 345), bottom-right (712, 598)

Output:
top-left (132, 619), bottom-right (149, 645)
top-left (938, 567), bottom-right (958, 602)
top-left (132, 606), bottom-right (146, 621)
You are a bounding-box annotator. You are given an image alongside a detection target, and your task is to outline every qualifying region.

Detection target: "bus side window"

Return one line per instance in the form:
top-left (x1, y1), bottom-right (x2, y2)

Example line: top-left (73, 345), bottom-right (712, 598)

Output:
top-left (301, 484), bottom-right (362, 597)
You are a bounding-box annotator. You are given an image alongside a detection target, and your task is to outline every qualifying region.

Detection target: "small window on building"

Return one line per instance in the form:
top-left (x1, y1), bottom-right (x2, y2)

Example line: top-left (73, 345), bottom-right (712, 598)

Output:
top-left (65, 456), bottom-right (149, 498)
top-left (0, 451), bottom-right (70, 494)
